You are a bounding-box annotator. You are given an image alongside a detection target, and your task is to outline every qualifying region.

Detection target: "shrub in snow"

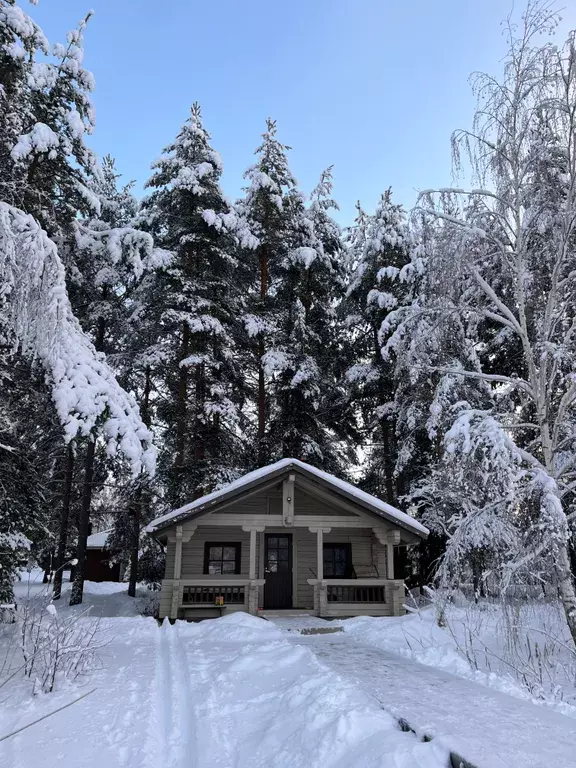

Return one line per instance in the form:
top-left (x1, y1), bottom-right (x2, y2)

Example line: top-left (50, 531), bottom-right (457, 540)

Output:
top-left (0, 588), bottom-right (103, 695)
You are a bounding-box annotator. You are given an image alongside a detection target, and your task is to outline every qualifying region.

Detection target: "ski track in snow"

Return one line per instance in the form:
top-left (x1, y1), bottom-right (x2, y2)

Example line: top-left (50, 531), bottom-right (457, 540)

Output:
top-left (5, 611), bottom-right (575, 767)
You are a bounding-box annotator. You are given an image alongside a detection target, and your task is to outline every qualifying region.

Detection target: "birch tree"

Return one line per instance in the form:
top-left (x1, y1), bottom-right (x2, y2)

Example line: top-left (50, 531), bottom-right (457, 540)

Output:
top-left (410, 2), bottom-right (576, 640)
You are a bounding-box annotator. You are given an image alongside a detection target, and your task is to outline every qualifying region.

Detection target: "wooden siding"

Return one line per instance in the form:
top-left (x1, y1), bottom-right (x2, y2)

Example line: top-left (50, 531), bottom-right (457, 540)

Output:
top-left (181, 527), bottom-right (251, 576)
top-left (176, 485), bottom-right (356, 526)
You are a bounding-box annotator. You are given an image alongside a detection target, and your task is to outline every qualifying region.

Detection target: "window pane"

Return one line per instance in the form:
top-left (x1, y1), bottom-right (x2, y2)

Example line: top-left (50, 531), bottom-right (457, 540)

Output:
top-left (278, 537), bottom-right (289, 548)
top-left (335, 563), bottom-right (346, 576)
top-left (222, 561), bottom-right (236, 574)
top-left (268, 563), bottom-right (277, 572)
top-left (278, 549), bottom-right (288, 561)
top-left (208, 563), bottom-right (222, 575)
top-left (209, 546), bottom-right (223, 560)
top-left (223, 546), bottom-right (237, 560)
top-left (335, 548), bottom-right (347, 562)
top-left (324, 562), bottom-right (334, 577)
top-left (268, 537), bottom-right (278, 548)
top-left (268, 551), bottom-right (278, 561)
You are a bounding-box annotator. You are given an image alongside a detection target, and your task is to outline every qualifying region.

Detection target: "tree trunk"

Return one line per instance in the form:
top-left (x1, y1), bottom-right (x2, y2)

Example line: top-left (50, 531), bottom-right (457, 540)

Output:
top-left (374, 326), bottom-right (394, 503)
top-left (194, 362), bottom-right (206, 463)
top-left (52, 443), bottom-right (74, 600)
top-left (175, 321), bottom-right (190, 478)
top-left (127, 366), bottom-right (152, 598)
top-left (381, 421), bottom-right (395, 504)
top-left (128, 489), bottom-right (140, 598)
top-left (257, 337), bottom-right (266, 466)
top-left (257, 245), bottom-right (269, 467)
top-left (556, 543), bottom-right (576, 646)
top-left (69, 438), bottom-right (95, 606)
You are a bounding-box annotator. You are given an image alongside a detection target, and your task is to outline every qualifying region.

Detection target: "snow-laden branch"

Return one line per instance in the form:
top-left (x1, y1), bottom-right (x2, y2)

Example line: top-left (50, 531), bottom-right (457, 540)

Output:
top-left (0, 202), bottom-right (156, 475)
top-left (471, 269), bottom-right (524, 337)
top-left (418, 365), bottom-right (533, 396)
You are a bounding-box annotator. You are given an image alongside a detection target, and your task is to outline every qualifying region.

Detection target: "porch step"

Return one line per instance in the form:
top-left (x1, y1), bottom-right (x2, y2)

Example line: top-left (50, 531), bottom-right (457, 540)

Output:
top-left (258, 609), bottom-right (316, 618)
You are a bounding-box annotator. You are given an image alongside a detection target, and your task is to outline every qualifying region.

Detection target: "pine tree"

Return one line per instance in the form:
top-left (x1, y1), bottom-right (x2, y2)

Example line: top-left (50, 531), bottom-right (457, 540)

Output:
top-left (141, 103), bottom-right (253, 504)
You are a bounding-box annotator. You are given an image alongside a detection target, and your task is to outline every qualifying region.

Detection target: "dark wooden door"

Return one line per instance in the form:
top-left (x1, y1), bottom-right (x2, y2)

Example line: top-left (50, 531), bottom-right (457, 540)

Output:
top-left (263, 534), bottom-right (292, 609)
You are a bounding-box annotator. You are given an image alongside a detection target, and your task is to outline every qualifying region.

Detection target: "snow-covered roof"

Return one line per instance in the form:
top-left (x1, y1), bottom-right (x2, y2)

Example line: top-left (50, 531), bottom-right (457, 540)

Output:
top-left (146, 459), bottom-right (428, 538)
top-left (86, 529), bottom-right (112, 549)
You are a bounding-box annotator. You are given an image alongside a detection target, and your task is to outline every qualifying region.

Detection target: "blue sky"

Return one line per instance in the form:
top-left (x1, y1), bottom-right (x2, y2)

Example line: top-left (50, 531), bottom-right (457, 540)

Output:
top-left (33, 0), bottom-right (576, 225)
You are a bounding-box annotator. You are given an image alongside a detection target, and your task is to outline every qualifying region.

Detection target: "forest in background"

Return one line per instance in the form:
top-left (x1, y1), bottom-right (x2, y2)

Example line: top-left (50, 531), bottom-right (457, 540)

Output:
top-left (2, 0), bottom-right (576, 645)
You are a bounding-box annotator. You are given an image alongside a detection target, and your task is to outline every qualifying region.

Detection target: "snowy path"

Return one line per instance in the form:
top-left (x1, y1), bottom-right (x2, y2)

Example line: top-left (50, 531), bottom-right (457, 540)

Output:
top-left (283, 626), bottom-right (576, 768)
top-left (0, 614), bottom-right (448, 768)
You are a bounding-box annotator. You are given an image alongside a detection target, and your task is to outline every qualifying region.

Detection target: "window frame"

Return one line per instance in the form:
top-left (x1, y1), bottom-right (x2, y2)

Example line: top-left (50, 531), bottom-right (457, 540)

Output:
top-left (203, 542), bottom-right (242, 576)
top-left (322, 543), bottom-right (353, 579)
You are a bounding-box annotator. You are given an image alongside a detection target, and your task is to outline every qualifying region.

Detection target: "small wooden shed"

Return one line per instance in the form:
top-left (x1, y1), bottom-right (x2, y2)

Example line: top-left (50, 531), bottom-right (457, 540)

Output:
top-left (147, 458), bottom-right (428, 620)
top-left (85, 529), bottom-right (122, 583)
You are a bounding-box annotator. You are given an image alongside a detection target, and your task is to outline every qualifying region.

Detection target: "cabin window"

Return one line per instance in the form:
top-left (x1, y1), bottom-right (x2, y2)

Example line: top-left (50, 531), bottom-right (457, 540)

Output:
top-left (203, 543), bottom-right (241, 575)
top-left (323, 543), bottom-right (352, 578)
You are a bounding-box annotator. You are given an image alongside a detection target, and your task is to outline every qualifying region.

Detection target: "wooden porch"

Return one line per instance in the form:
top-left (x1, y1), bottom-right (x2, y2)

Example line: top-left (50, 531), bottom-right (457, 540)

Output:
top-left (161, 519), bottom-right (405, 619)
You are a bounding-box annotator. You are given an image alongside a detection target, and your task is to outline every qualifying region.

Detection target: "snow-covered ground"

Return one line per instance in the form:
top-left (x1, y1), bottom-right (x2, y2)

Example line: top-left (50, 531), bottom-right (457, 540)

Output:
top-left (2, 579), bottom-right (576, 768)
top-left (13, 568), bottom-right (153, 617)
top-left (335, 602), bottom-right (576, 717)
top-left (0, 609), bottom-right (448, 768)
top-left (273, 616), bottom-right (576, 768)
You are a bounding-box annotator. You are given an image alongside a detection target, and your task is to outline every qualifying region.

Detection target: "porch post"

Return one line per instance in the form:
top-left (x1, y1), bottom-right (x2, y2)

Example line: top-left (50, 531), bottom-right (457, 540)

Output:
top-left (168, 525), bottom-right (195, 620)
top-left (250, 528), bottom-right (257, 579)
top-left (317, 527), bottom-right (323, 580)
top-left (386, 530), bottom-right (401, 580)
top-left (310, 526), bottom-right (330, 616)
top-left (243, 525), bottom-right (265, 614)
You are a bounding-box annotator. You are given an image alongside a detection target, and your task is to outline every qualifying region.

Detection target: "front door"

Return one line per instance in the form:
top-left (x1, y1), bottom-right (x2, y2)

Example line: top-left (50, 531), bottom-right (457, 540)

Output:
top-left (263, 534), bottom-right (293, 609)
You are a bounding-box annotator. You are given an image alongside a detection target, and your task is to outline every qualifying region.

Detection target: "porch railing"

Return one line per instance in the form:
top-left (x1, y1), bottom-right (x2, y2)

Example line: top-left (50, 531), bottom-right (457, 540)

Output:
top-left (182, 585), bottom-right (245, 604)
top-left (164, 577), bottom-right (265, 618)
top-left (326, 584), bottom-right (386, 603)
top-left (307, 578), bottom-right (405, 615)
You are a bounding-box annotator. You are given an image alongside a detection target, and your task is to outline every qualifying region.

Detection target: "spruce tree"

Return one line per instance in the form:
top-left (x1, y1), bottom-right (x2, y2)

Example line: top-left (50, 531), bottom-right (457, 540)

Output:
top-left (344, 190), bottom-right (409, 501)
top-left (263, 167), bottom-right (355, 471)
top-left (141, 103), bottom-right (251, 504)
top-left (239, 119), bottom-right (298, 466)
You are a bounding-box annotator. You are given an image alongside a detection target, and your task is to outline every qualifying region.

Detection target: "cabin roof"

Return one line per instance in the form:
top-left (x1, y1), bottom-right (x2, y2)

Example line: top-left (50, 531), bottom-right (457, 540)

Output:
top-left (86, 529), bottom-right (112, 549)
top-left (146, 459), bottom-right (428, 538)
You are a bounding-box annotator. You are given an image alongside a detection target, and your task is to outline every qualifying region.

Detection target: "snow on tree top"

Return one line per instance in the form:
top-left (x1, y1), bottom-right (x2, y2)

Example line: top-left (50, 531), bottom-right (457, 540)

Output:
top-left (146, 458), bottom-right (428, 536)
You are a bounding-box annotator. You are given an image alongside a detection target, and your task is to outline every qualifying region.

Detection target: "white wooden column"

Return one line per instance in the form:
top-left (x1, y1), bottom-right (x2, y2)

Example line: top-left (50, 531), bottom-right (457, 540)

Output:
top-left (386, 530), bottom-right (401, 580)
top-left (173, 525), bottom-right (183, 580)
top-left (243, 525), bottom-right (265, 579)
top-left (243, 525), bottom-right (265, 614)
top-left (309, 526), bottom-right (331, 580)
top-left (168, 525), bottom-right (195, 619)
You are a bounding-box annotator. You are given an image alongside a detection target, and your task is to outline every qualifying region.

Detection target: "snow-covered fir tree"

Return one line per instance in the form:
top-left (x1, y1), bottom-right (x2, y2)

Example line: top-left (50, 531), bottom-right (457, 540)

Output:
top-left (0, 4), bottom-right (155, 604)
top-left (141, 103), bottom-right (254, 504)
top-left (344, 190), bottom-right (410, 501)
top-left (239, 118), bottom-right (299, 466)
top-left (263, 167), bottom-right (355, 472)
